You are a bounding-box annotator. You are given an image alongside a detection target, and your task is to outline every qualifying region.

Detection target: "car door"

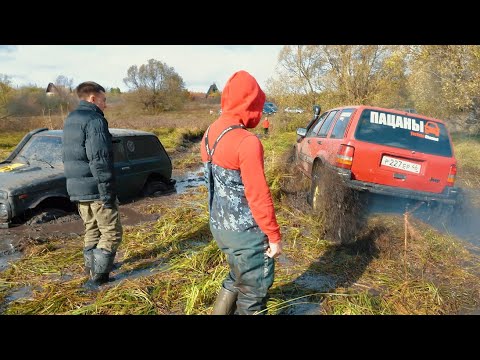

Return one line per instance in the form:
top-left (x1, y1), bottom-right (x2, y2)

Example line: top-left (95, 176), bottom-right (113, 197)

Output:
top-left (124, 135), bottom-right (172, 197)
top-left (304, 110), bottom-right (338, 175)
top-left (297, 112), bottom-right (329, 175)
top-left (112, 137), bottom-right (134, 200)
top-left (324, 108), bottom-right (356, 164)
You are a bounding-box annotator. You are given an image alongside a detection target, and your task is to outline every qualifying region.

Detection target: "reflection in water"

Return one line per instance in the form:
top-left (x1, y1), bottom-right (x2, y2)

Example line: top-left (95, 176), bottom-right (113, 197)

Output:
top-left (0, 239), bottom-right (21, 271)
top-left (173, 166), bottom-right (205, 194)
top-left (0, 252), bottom-right (22, 271)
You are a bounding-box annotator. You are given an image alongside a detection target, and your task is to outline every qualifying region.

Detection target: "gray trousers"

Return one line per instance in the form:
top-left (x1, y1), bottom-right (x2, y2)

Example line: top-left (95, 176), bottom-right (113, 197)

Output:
top-left (211, 225), bottom-right (275, 315)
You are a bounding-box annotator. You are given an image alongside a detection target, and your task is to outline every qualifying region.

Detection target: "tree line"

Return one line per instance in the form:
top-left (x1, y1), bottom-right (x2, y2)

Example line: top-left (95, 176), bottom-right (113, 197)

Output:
top-left (1, 47), bottom-right (479, 133)
top-left (0, 59), bottom-right (189, 118)
top-left (267, 45), bottom-right (480, 132)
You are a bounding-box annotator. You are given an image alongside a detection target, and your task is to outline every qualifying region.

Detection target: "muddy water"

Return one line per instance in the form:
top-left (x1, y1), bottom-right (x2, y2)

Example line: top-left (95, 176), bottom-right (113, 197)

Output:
top-left (364, 192), bottom-right (480, 248)
top-left (173, 165), bottom-right (204, 194)
top-left (0, 167), bottom-right (206, 271)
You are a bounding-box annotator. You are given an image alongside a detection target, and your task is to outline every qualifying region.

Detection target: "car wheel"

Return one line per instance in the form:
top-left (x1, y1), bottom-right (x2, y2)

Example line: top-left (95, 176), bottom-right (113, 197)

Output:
top-left (310, 163), bottom-right (326, 212)
top-left (26, 208), bottom-right (70, 225)
top-left (311, 164), bottom-right (366, 245)
top-left (143, 179), bottom-right (176, 197)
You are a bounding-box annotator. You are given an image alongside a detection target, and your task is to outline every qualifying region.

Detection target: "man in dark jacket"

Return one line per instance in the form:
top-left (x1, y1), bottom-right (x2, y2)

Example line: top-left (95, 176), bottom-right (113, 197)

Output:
top-left (62, 81), bottom-right (122, 285)
top-left (201, 70), bottom-right (282, 315)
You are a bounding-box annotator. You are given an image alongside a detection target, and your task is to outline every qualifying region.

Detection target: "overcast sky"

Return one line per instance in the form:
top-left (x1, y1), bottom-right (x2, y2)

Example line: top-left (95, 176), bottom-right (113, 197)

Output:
top-left (0, 45), bottom-right (284, 93)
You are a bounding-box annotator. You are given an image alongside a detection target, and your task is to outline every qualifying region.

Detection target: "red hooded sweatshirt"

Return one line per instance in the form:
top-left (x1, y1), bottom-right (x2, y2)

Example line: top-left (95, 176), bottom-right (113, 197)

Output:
top-left (200, 70), bottom-right (281, 243)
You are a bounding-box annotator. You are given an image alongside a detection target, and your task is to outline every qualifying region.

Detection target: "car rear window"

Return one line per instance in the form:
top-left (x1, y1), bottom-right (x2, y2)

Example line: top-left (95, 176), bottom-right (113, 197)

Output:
top-left (355, 109), bottom-right (453, 157)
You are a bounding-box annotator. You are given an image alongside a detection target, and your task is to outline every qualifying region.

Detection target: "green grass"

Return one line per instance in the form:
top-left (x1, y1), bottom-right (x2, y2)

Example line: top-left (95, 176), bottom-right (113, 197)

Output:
top-left (147, 127), bottom-right (205, 153)
top-left (453, 134), bottom-right (480, 171)
top-left (0, 132), bottom-right (24, 160)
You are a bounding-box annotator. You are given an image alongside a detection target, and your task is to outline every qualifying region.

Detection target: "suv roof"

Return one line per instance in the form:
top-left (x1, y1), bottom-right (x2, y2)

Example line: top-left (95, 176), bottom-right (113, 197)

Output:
top-left (39, 128), bottom-right (155, 137)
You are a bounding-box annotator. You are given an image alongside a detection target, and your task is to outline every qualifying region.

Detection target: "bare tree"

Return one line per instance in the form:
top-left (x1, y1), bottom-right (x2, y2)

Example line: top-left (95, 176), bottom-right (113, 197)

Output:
top-left (55, 75), bottom-right (74, 92)
top-left (408, 45), bottom-right (480, 123)
top-left (269, 45), bottom-right (409, 110)
top-left (123, 59), bottom-right (187, 113)
top-left (52, 75), bottom-right (76, 114)
top-left (276, 45), bottom-right (326, 106)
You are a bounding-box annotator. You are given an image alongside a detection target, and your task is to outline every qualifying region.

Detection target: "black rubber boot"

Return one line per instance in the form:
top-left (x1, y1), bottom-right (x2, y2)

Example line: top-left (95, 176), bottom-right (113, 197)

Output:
top-left (91, 248), bottom-right (116, 285)
top-left (83, 245), bottom-right (96, 277)
top-left (212, 286), bottom-right (237, 315)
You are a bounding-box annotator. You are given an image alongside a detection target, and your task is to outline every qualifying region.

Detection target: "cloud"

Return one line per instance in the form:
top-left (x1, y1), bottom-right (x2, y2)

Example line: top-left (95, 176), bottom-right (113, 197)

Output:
top-left (0, 45), bottom-right (284, 93)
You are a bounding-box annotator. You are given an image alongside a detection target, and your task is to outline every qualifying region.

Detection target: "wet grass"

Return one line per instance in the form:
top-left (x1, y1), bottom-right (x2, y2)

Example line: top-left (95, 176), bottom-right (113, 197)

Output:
top-left (1, 190), bottom-right (216, 314)
top-left (173, 151), bottom-right (202, 170)
top-left (1, 122), bottom-right (480, 315)
top-left (453, 135), bottom-right (480, 194)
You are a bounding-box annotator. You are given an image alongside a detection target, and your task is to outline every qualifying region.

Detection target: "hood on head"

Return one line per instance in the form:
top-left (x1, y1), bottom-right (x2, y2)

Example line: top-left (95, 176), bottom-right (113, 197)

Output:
top-left (219, 70), bottom-right (266, 128)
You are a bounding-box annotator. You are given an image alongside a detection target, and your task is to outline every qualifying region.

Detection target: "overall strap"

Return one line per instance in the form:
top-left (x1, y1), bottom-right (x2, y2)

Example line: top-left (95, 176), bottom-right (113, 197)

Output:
top-left (204, 124), bottom-right (245, 162)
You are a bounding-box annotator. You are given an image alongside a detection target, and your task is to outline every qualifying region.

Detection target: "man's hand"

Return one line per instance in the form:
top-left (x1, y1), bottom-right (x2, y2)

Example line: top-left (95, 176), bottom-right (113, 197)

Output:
top-left (266, 241), bottom-right (282, 259)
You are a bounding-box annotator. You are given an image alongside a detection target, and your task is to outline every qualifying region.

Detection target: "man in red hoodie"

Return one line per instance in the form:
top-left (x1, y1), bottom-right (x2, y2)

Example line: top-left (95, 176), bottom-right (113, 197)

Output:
top-left (201, 70), bottom-right (282, 315)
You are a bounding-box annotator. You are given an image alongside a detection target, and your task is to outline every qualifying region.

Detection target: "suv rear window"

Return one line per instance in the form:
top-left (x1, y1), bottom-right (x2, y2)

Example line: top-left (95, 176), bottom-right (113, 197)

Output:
top-left (355, 109), bottom-right (453, 157)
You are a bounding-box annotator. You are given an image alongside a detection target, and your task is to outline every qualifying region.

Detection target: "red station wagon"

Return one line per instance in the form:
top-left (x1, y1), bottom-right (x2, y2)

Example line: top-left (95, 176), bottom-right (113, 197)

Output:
top-left (294, 105), bottom-right (459, 208)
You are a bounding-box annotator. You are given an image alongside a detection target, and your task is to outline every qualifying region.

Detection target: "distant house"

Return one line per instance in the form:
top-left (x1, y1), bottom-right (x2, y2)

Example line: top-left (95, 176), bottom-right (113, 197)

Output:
top-left (205, 83), bottom-right (220, 98)
top-left (46, 83), bottom-right (60, 96)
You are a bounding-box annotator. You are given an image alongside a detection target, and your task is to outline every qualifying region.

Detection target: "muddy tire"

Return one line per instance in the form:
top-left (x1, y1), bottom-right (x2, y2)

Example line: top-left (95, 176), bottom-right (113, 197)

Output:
top-left (310, 164), bottom-right (327, 212)
top-left (310, 165), bottom-right (366, 245)
top-left (142, 179), bottom-right (176, 197)
top-left (26, 208), bottom-right (70, 225)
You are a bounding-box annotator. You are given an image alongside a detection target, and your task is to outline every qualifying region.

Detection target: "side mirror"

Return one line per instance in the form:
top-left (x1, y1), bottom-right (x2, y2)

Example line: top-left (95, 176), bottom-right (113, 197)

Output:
top-left (296, 128), bottom-right (307, 137)
top-left (296, 128), bottom-right (307, 143)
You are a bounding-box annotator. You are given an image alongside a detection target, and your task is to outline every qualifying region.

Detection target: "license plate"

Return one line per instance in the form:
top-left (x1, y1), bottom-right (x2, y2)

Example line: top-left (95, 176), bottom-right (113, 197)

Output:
top-left (381, 156), bottom-right (421, 174)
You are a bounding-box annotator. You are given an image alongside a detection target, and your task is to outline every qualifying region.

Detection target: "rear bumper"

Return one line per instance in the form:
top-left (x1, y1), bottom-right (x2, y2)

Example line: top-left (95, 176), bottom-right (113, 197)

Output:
top-left (337, 169), bottom-right (459, 205)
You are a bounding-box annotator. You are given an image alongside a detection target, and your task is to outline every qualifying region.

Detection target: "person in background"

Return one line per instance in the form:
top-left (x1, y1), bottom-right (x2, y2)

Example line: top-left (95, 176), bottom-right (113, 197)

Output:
top-left (262, 116), bottom-right (270, 136)
top-left (62, 81), bottom-right (122, 286)
top-left (201, 70), bottom-right (282, 315)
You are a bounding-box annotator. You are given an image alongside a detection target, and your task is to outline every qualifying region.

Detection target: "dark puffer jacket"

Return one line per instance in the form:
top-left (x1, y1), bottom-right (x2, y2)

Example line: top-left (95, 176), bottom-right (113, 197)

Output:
top-left (62, 100), bottom-right (116, 204)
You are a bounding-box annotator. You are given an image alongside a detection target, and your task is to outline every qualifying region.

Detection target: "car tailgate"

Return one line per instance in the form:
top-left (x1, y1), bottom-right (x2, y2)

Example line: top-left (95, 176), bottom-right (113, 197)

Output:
top-left (350, 143), bottom-right (454, 194)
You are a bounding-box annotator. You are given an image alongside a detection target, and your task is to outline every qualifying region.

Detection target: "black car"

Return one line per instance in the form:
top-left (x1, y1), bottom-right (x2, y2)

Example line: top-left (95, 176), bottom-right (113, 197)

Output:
top-left (0, 128), bottom-right (175, 228)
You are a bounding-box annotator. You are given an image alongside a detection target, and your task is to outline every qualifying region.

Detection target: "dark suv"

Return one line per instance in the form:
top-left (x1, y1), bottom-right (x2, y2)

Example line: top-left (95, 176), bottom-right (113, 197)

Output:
top-left (0, 128), bottom-right (174, 228)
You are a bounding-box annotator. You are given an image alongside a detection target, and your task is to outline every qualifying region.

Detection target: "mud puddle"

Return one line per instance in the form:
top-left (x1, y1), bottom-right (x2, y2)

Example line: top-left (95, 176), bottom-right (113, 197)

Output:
top-left (172, 165), bottom-right (204, 194)
top-left (0, 164), bottom-right (206, 271)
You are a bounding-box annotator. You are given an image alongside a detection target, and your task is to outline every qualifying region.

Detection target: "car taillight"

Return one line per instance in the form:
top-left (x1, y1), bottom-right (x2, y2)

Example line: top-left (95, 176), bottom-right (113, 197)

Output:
top-left (447, 164), bottom-right (457, 187)
top-left (336, 145), bottom-right (355, 170)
